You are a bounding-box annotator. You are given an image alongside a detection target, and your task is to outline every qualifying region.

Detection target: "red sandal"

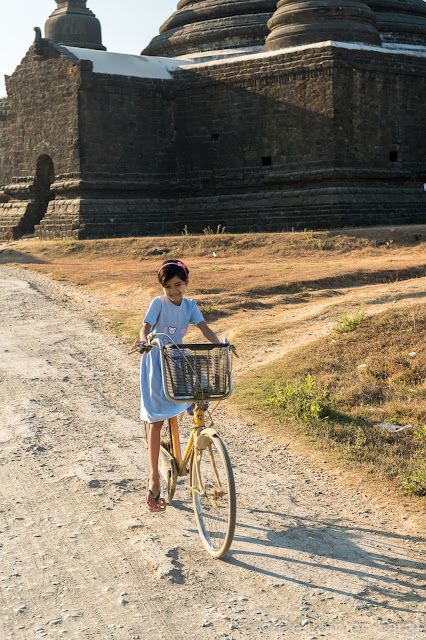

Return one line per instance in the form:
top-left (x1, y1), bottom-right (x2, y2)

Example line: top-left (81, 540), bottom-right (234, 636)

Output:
top-left (146, 480), bottom-right (166, 512)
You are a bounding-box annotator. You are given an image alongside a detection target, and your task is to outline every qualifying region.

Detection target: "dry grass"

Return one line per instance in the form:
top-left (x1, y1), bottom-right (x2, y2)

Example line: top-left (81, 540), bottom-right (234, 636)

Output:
top-left (232, 304), bottom-right (426, 498)
top-left (1, 227), bottom-right (425, 326)
top-left (1, 226), bottom-right (425, 502)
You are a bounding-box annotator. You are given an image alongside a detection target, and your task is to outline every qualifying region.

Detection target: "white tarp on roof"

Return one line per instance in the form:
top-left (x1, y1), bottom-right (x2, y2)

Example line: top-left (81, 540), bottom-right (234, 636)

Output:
top-left (63, 47), bottom-right (192, 80)
top-left (63, 41), bottom-right (426, 79)
top-left (183, 40), bottom-right (426, 69)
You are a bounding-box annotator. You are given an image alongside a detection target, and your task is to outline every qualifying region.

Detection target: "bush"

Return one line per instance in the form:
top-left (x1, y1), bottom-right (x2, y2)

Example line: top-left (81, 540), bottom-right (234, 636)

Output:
top-left (414, 425), bottom-right (426, 443)
top-left (267, 375), bottom-right (329, 423)
top-left (334, 307), bottom-right (366, 334)
top-left (403, 456), bottom-right (426, 496)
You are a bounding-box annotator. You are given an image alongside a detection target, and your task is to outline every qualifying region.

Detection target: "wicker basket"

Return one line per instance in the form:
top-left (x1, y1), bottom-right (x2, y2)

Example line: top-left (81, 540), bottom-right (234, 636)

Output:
top-left (162, 343), bottom-right (231, 401)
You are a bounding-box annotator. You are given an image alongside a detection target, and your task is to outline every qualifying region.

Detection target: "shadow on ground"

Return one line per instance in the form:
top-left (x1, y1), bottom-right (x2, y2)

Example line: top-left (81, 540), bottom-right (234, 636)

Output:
top-left (0, 249), bottom-right (46, 264)
top-left (225, 510), bottom-right (426, 614)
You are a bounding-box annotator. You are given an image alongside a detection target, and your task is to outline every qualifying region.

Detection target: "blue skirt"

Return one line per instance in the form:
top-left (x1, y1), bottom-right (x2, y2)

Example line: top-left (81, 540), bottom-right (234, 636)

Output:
top-left (140, 347), bottom-right (191, 423)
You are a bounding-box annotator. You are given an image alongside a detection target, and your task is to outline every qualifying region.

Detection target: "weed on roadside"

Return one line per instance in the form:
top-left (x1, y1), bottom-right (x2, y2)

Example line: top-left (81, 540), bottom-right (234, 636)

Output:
top-left (289, 228), bottom-right (327, 250)
top-left (203, 224), bottom-right (226, 235)
top-left (199, 302), bottom-right (221, 321)
top-left (403, 456), bottom-right (426, 496)
top-left (414, 426), bottom-right (426, 443)
top-left (334, 306), bottom-right (366, 333)
top-left (62, 240), bottom-right (78, 253)
top-left (303, 229), bottom-right (327, 250)
top-left (267, 375), bottom-right (329, 423)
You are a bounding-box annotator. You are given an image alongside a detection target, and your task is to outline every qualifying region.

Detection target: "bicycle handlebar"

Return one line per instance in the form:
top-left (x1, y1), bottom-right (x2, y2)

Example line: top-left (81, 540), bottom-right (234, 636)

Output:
top-left (128, 342), bottom-right (152, 355)
top-left (128, 333), bottom-right (238, 357)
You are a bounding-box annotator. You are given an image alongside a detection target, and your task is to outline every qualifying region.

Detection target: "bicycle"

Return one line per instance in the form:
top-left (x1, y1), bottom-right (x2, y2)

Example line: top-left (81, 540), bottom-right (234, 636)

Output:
top-left (130, 334), bottom-right (237, 559)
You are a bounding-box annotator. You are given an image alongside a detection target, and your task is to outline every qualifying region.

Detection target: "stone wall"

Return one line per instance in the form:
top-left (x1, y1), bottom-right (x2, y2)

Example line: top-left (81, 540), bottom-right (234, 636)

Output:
top-left (0, 98), bottom-right (11, 189)
top-left (168, 45), bottom-right (426, 230)
top-left (331, 47), bottom-right (426, 175)
top-left (36, 63), bottom-right (177, 238)
top-left (3, 42), bottom-right (81, 180)
top-left (0, 41), bottom-right (82, 239)
top-left (1, 40), bottom-right (425, 240)
top-left (174, 45), bottom-right (426, 176)
top-left (33, 44), bottom-right (426, 238)
top-left (174, 48), bottom-right (336, 175)
top-left (78, 69), bottom-right (175, 176)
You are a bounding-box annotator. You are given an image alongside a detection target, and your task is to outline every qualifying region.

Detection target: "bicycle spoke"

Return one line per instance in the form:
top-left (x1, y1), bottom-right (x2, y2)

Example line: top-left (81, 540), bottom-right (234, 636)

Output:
top-left (192, 434), bottom-right (236, 558)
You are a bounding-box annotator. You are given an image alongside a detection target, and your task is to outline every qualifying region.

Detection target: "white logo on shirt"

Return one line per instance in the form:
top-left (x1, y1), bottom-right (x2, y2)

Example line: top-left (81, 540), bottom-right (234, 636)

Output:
top-left (168, 326), bottom-right (177, 335)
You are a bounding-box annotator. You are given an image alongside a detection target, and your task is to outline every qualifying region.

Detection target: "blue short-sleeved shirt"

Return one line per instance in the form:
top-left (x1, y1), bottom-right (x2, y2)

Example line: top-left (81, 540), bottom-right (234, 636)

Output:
top-left (140, 296), bottom-right (204, 423)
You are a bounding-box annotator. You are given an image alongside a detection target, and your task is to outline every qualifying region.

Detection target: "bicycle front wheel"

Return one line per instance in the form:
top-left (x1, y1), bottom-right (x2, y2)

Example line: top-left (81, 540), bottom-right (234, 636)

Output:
top-left (191, 433), bottom-right (236, 558)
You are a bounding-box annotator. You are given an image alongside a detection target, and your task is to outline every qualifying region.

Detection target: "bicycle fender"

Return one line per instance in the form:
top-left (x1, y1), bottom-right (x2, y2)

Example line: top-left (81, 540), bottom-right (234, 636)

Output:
top-left (200, 428), bottom-right (217, 438)
top-left (195, 428), bottom-right (217, 451)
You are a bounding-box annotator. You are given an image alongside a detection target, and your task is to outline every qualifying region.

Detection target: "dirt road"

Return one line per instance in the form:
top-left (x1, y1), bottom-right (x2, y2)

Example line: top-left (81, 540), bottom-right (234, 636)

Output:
top-left (0, 265), bottom-right (425, 640)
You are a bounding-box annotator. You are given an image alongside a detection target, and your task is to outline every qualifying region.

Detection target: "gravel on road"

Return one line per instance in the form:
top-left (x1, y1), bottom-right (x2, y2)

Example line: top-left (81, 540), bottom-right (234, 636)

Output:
top-left (0, 266), bottom-right (425, 640)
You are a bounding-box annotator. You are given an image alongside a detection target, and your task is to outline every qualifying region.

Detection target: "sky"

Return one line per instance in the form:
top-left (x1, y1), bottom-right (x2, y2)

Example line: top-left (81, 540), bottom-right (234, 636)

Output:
top-left (0, 0), bottom-right (178, 96)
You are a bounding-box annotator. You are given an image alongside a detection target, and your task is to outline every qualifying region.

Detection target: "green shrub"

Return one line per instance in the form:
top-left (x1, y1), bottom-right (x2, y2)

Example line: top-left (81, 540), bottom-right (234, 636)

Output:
top-left (267, 375), bottom-right (329, 423)
top-left (199, 302), bottom-right (220, 320)
top-left (303, 229), bottom-right (326, 250)
top-left (403, 457), bottom-right (426, 496)
top-left (334, 307), bottom-right (366, 334)
top-left (414, 425), bottom-right (426, 443)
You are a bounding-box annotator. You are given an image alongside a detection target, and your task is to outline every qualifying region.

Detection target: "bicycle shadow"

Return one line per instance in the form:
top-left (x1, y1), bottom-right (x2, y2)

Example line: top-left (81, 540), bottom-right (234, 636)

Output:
top-left (171, 489), bottom-right (425, 615)
top-left (222, 511), bottom-right (426, 615)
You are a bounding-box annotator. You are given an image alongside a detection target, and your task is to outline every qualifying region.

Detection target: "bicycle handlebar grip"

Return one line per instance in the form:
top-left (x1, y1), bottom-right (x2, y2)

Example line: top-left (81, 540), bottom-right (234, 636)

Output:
top-left (128, 341), bottom-right (152, 355)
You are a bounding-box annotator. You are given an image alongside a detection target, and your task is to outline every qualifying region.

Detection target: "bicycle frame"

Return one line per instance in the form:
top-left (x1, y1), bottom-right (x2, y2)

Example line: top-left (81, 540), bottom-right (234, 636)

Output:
top-left (167, 403), bottom-right (210, 473)
top-left (160, 402), bottom-right (222, 497)
top-left (135, 335), bottom-right (236, 556)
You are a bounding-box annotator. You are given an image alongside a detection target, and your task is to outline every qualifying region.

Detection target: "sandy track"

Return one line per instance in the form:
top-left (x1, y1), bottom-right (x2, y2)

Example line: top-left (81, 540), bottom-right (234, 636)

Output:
top-left (227, 276), bottom-right (426, 374)
top-left (0, 265), bottom-right (425, 640)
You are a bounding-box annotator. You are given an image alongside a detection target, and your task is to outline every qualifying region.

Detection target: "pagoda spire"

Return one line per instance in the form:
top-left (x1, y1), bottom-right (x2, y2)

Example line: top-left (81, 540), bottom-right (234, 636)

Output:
top-left (45, 0), bottom-right (106, 50)
top-left (143, 0), bottom-right (277, 58)
top-left (265, 0), bottom-right (382, 51)
top-left (366, 0), bottom-right (426, 46)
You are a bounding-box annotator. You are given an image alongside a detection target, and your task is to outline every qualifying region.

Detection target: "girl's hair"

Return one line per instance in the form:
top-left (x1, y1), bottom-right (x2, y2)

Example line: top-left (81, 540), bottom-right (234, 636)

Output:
top-left (158, 260), bottom-right (189, 286)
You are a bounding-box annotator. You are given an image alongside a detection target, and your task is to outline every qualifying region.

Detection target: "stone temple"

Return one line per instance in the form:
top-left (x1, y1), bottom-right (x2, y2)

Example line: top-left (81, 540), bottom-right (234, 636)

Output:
top-left (0, 0), bottom-right (425, 239)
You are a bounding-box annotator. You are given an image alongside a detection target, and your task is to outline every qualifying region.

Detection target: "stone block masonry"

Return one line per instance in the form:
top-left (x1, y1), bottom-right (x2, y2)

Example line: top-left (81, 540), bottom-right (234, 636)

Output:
top-left (169, 45), bottom-right (426, 230)
top-left (0, 38), bottom-right (425, 240)
top-left (0, 40), bottom-right (81, 239)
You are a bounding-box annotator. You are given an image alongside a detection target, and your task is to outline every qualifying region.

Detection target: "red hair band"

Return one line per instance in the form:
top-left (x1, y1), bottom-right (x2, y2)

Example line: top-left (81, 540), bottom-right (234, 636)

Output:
top-left (158, 261), bottom-right (188, 274)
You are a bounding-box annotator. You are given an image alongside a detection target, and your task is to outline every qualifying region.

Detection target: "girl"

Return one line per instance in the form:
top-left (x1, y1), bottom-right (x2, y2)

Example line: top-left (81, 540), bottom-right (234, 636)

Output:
top-left (131, 259), bottom-right (220, 511)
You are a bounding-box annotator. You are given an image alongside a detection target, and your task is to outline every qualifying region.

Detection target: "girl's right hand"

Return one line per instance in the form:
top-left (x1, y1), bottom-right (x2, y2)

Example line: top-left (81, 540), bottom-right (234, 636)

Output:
top-left (139, 342), bottom-right (152, 354)
top-left (129, 341), bottom-right (152, 354)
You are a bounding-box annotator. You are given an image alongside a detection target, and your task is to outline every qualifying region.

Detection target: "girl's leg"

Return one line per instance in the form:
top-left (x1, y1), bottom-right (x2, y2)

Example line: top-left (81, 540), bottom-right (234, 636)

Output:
top-left (147, 421), bottom-right (163, 508)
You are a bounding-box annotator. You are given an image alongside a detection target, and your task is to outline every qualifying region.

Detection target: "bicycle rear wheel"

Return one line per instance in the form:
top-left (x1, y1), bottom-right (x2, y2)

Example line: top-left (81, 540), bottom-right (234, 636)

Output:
top-left (191, 433), bottom-right (236, 558)
top-left (159, 419), bottom-right (176, 504)
top-left (142, 420), bottom-right (149, 446)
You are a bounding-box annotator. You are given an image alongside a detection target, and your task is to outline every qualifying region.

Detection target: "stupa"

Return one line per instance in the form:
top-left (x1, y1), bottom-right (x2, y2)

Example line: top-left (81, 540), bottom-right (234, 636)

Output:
top-left (265, 0), bottom-right (382, 50)
top-left (0, 0), bottom-right (424, 240)
top-left (143, 0), bottom-right (278, 57)
top-left (45, 0), bottom-right (106, 50)
top-left (367, 0), bottom-right (426, 45)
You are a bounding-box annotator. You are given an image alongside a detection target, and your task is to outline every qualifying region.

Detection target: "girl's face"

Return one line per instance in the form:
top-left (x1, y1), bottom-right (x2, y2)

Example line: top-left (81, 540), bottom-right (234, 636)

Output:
top-left (162, 275), bottom-right (187, 306)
